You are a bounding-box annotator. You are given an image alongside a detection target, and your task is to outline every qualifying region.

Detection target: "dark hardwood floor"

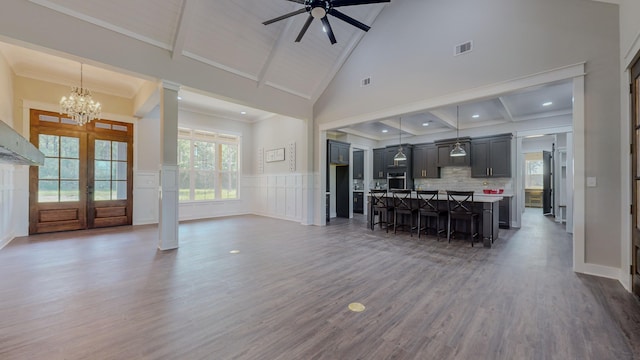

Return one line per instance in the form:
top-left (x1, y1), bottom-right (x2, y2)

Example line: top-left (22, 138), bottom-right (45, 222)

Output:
top-left (1, 209), bottom-right (640, 359)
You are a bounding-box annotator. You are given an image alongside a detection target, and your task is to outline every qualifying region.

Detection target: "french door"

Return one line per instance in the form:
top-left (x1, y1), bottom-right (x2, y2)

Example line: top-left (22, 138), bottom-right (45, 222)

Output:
top-left (29, 109), bottom-right (133, 234)
top-left (632, 57), bottom-right (640, 296)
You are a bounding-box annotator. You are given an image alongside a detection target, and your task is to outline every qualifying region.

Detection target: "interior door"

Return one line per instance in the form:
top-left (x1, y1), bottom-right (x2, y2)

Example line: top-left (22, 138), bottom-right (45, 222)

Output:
top-left (29, 109), bottom-right (133, 234)
top-left (631, 56), bottom-right (640, 296)
top-left (336, 165), bottom-right (350, 218)
top-left (542, 150), bottom-right (553, 215)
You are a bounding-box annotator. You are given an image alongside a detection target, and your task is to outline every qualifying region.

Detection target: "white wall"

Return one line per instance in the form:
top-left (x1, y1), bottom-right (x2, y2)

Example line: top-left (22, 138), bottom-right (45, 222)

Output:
top-left (315, 0), bottom-right (621, 269)
top-left (618, 0), bottom-right (640, 290)
top-left (250, 115), bottom-right (309, 223)
top-left (133, 107), bottom-right (161, 225)
top-left (0, 51), bottom-right (19, 248)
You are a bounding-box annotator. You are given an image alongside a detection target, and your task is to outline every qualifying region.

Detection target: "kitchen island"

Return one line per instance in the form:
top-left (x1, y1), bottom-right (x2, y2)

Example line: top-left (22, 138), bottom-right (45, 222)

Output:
top-left (368, 191), bottom-right (501, 248)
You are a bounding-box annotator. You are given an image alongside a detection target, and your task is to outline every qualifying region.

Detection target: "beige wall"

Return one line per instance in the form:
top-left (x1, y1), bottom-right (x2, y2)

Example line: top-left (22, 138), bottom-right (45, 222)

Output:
top-left (13, 76), bottom-right (134, 135)
top-left (316, 0), bottom-right (621, 268)
top-left (0, 51), bottom-right (13, 127)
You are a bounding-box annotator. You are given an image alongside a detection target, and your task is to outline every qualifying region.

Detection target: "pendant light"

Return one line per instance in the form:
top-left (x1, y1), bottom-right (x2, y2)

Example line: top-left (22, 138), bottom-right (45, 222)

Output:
top-left (450, 106), bottom-right (467, 157)
top-left (394, 117), bottom-right (407, 161)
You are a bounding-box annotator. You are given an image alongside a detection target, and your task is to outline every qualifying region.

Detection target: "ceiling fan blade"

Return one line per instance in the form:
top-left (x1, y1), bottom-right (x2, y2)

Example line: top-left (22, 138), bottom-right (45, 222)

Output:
top-left (321, 16), bottom-right (337, 44)
top-left (285, 0), bottom-right (306, 3)
top-left (295, 15), bottom-right (314, 42)
top-left (328, 9), bottom-right (370, 32)
top-left (332, 0), bottom-right (390, 7)
top-left (263, 8), bottom-right (307, 25)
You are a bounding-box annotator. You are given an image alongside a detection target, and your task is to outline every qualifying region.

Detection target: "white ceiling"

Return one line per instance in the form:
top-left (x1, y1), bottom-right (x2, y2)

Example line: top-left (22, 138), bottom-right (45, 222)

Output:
top-left (0, 0), bottom-right (573, 135)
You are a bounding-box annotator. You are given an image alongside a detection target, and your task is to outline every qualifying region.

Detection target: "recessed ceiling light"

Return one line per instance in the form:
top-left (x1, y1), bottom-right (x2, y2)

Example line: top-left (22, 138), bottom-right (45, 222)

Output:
top-left (240, 111), bottom-right (247, 115)
top-left (472, 114), bottom-right (480, 118)
top-left (422, 122), bottom-right (430, 127)
top-left (543, 101), bottom-right (553, 107)
top-left (382, 129), bottom-right (388, 133)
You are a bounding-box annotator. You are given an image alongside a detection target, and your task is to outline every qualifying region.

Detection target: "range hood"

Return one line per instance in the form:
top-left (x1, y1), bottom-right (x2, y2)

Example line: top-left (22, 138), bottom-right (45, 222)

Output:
top-left (0, 120), bottom-right (44, 166)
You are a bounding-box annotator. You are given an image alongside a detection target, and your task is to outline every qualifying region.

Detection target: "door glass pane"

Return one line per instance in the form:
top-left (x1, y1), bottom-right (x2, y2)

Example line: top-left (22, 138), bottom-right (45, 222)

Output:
top-left (112, 162), bottom-right (127, 181)
top-left (38, 180), bottom-right (59, 202)
top-left (60, 159), bottom-right (79, 180)
top-left (94, 181), bottom-right (111, 201)
top-left (95, 160), bottom-right (111, 180)
top-left (38, 135), bottom-right (59, 157)
top-left (60, 181), bottom-right (79, 202)
top-left (112, 181), bottom-right (127, 200)
top-left (112, 142), bottom-right (127, 161)
top-left (60, 137), bottom-right (79, 158)
top-left (95, 140), bottom-right (111, 160)
top-left (40, 158), bottom-right (59, 180)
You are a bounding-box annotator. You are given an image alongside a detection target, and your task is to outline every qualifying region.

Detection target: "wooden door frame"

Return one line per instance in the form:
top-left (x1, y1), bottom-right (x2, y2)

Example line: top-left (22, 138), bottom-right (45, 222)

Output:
top-left (29, 109), bottom-right (134, 234)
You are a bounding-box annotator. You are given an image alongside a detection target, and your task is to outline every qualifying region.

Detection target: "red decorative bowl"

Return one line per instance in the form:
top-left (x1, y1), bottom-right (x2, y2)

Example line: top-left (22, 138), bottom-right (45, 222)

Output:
top-left (483, 189), bottom-right (504, 194)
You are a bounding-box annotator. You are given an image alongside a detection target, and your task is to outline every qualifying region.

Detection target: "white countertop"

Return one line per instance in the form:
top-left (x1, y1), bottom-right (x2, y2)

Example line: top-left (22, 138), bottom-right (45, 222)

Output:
top-left (368, 191), bottom-right (503, 203)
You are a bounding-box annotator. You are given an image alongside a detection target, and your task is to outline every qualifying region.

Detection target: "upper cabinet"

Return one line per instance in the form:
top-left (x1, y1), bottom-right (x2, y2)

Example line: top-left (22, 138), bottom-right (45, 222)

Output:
top-left (436, 138), bottom-right (471, 167)
top-left (328, 140), bottom-right (350, 165)
top-left (353, 150), bottom-right (364, 179)
top-left (373, 148), bottom-right (386, 179)
top-left (385, 144), bottom-right (412, 171)
top-left (470, 134), bottom-right (512, 178)
top-left (413, 144), bottom-right (439, 178)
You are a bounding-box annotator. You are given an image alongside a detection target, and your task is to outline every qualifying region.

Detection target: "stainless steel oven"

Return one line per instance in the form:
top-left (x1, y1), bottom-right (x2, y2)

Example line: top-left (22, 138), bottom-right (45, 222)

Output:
top-left (387, 172), bottom-right (407, 190)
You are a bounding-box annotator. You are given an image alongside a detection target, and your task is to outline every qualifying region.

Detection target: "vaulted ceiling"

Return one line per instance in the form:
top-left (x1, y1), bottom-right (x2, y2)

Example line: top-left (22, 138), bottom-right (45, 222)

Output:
top-left (0, 0), bottom-right (574, 138)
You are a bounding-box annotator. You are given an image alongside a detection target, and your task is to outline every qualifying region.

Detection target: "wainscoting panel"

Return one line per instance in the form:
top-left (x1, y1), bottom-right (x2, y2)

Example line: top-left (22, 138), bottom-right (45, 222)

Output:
top-left (133, 171), bottom-right (159, 225)
top-left (0, 165), bottom-right (15, 249)
top-left (248, 173), bottom-right (306, 223)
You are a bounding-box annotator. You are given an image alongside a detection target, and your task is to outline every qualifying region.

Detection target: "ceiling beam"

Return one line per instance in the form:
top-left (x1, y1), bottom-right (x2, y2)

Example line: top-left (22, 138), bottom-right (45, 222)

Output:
top-left (515, 109), bottom-right (572, 122)
top-left (337, 127), bottom-right (383, 141)
top-left (429, 109), bottom-right (457, 129)
top-left (171, 0), bottom-right (199, 59)
top-left (258, 5), bottom-right (299, 88)
top-left (497, 96), bottom-right (515, 122)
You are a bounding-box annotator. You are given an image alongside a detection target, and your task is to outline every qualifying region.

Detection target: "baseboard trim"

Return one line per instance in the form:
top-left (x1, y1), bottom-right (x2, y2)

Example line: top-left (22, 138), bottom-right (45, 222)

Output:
top-left (575, 263), bottom-right (621, 282)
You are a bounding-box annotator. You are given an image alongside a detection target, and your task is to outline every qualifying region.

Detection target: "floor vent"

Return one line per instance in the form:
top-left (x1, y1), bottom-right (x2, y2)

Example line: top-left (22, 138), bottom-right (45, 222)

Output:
top-left (455, 41), bottom-right (473, 56)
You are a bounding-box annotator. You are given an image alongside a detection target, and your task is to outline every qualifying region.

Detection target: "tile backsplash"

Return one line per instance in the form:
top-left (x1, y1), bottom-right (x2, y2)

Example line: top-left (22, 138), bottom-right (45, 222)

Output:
top-left (414, 167), bottom-right (512, 193)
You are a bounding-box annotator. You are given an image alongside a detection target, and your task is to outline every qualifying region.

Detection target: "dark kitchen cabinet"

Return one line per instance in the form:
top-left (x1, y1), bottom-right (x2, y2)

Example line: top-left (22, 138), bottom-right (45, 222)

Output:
top-left (471, 134), bottom-right (512, 178)
top-left (436, 138), bottom-right (470, 167)
top-left (499, 197), bottom-right (511, 228)
top-left (373, 148), bottom-right (386, 179)
top-left (328, 140), bottom-right (350, 165)
top-left (353, 192), bottom-right (364, 214)
top-left (413, 144), bottom-right (439, 178)
top-left (353, 150), bottom-right (364, 179)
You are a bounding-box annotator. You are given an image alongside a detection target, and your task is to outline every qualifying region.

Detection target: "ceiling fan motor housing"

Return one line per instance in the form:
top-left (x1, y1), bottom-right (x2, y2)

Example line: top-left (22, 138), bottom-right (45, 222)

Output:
top-left (307, 0), bottom-right (330, 18)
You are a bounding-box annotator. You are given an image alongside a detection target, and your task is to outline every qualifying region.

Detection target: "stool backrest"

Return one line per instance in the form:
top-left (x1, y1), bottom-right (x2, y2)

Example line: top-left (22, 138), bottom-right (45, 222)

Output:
top-left (416, 190), bottom-right (440, 212)
top-left (446, 190), bottom-right (474, 214)
top-left (392, 189), bottom-right (413, 211)
top-left (370, 189), bottom-right (388, 209)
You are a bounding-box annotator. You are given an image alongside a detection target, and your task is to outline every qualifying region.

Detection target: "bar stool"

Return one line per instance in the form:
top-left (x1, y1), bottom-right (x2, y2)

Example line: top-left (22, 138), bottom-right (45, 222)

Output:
top-left (370, 189), bottom-right (393, 232)
top-left (392, 189), bottom-right (417, 236)
top-left (446, 190), bottom-right (480, 246)
top-left (416, 190), bottom-right (447, 240)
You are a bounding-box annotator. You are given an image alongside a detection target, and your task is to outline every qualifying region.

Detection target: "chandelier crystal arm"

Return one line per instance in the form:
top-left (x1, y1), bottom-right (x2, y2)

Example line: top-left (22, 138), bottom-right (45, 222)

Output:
top-left (60, 63), bottom-right (101, 126)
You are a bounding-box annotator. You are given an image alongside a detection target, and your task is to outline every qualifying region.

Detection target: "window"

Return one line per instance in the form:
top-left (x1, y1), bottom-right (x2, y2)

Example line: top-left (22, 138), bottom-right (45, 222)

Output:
top-left (525, 159), bottom-right (544, 189)
top-left (178, 128), bottom-right (240, 201)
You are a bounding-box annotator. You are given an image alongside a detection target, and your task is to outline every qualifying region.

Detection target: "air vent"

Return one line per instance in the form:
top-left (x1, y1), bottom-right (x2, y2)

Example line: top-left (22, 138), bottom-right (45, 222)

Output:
top-left (361, 77), bottom-right (372, 87)
top-left (454, 41), bottom-right (473, 56)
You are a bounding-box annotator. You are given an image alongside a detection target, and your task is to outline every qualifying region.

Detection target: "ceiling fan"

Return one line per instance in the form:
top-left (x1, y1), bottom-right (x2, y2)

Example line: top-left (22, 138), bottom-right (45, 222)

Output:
top-left (263, 0), bottom-right (390, 45)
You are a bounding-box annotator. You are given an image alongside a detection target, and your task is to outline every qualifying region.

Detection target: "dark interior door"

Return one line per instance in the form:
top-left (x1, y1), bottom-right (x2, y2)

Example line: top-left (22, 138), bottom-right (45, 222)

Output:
top-left (336, 165), bottom-right (349, 218)
top-left (631, 56), bottom-right (640, 296)
top-left (542, 150), bottom-right (553, 215)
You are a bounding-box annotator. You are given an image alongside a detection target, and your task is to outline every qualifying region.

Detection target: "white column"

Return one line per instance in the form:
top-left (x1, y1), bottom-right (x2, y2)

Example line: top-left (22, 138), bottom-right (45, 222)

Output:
top-left (158, 81), bottom-right (180, 250)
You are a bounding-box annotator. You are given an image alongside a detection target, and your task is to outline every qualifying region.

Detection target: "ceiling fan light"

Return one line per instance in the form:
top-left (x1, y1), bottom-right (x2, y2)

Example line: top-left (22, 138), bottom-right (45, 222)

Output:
top-left (450, 142), bottom-right (467, 157)
top-left (311, 7), bottom-right (326, 18)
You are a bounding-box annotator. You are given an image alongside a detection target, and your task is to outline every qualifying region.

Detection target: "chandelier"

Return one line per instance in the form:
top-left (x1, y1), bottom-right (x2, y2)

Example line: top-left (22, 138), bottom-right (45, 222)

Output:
top-left (60, 64), bottom-right (101, 126)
